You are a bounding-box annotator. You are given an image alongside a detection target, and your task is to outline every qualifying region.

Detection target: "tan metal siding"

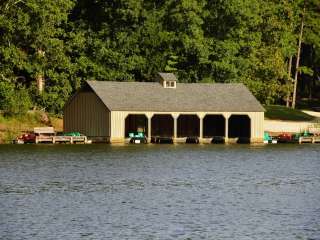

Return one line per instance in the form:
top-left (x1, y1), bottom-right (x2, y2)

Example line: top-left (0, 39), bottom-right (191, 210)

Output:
top-left (248, 112), bottom-right (264, 141)
top-left (110, 111), bottom-right (127, 141)
top-left (64, 92), bottom-right (110, 137)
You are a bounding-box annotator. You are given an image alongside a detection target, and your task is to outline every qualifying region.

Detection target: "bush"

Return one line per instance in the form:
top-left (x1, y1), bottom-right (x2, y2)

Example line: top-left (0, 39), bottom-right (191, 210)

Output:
top-left (0, 81), bottom-right (32, 116)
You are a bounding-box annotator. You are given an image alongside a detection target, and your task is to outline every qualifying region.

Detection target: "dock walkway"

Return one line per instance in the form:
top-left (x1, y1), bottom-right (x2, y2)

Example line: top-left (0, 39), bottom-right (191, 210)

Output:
top-left (35, 136), bottom-right (89, 144)
top-left (299, 136), bottom-right (320, 144)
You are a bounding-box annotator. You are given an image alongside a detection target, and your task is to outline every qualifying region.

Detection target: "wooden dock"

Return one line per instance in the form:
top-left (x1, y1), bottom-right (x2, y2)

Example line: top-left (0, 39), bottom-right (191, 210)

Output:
top-left (35, 136), bottom-right (89, 144)
top-left (299, 136), bottom-right (320, 144)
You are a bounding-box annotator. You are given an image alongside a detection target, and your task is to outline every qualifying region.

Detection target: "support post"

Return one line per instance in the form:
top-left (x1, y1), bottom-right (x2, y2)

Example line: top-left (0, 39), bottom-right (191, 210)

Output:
top-left (197, 113), bottom-right (205, 143)
top-left (224, 114), bottom-right (230, 143)
top-left (173, 114), bottom-right (178, 142)
top-left (147, 113), bottom-right (153, 143)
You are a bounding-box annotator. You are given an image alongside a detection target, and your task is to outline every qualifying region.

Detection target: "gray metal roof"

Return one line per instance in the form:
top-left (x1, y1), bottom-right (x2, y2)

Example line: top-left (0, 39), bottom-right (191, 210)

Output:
top-left (86, 81), bottom-right (265, 112)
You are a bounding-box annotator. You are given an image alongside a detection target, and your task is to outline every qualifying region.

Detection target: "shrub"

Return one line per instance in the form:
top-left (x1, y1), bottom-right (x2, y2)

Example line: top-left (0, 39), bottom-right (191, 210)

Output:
top-left (0, 81), bottom-right (32, 116)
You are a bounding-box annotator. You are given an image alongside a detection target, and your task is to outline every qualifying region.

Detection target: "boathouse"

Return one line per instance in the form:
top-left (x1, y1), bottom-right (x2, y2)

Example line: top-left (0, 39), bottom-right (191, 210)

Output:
top-left (63, 73), bottom-right (265, 143)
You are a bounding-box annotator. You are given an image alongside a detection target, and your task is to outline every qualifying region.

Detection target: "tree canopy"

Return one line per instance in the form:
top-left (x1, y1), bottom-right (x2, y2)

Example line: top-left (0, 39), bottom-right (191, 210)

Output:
top-left (0, 0), bottom-right (319, 114)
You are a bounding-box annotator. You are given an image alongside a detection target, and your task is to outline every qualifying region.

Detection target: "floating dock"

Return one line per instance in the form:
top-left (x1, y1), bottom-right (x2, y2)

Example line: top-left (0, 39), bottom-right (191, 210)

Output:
top-left (299, 136), bottom-right (320, 144)
top-left (35, 135), bottom-right (89, 144)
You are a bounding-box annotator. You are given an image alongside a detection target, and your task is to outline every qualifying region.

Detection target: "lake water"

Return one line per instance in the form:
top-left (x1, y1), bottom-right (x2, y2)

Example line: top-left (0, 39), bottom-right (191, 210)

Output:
top-left (0, 144), bottom-right (319, 240)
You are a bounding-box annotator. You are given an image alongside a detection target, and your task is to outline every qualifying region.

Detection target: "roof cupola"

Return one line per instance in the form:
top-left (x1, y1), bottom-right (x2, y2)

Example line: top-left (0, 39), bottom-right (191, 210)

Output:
top-left (157, 72), bottom-right (177, 89)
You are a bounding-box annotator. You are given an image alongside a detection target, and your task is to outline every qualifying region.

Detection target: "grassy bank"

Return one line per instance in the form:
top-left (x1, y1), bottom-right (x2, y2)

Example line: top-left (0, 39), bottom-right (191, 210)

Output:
top-left (0, 111), bottom-right (62, 143)
top-left (264, 105), bottom-right (316, 121)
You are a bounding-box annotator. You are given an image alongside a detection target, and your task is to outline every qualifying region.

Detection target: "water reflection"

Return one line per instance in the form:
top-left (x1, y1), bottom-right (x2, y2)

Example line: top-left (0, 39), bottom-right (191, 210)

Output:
top-left (0, 144), bottom-right (319, 239)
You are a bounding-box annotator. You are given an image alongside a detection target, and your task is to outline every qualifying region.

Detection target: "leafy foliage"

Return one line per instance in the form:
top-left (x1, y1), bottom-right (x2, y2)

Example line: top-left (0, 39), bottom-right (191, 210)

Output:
top-left (0, 0), bottom-right (319, 113)
top-left (0, 81), bottom-right (32, 116)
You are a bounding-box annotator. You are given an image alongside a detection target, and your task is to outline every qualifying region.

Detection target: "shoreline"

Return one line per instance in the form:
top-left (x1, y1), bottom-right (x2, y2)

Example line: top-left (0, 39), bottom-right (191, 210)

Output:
top-left (1, 114), bottom-right (319, 144)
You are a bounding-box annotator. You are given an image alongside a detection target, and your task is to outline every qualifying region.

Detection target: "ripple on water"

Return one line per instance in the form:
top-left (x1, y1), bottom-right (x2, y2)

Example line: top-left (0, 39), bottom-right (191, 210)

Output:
top-left (0, 144), bottom-right (319, 240)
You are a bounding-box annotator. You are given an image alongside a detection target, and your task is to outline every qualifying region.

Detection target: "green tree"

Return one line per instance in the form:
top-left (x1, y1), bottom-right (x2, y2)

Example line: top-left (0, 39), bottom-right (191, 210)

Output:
top-left (0, 81), bottom-right (31, 116)
top-left (0, 0), bottom-right (75, 113)
top-left (0, 0), bottom-right (319, 114)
